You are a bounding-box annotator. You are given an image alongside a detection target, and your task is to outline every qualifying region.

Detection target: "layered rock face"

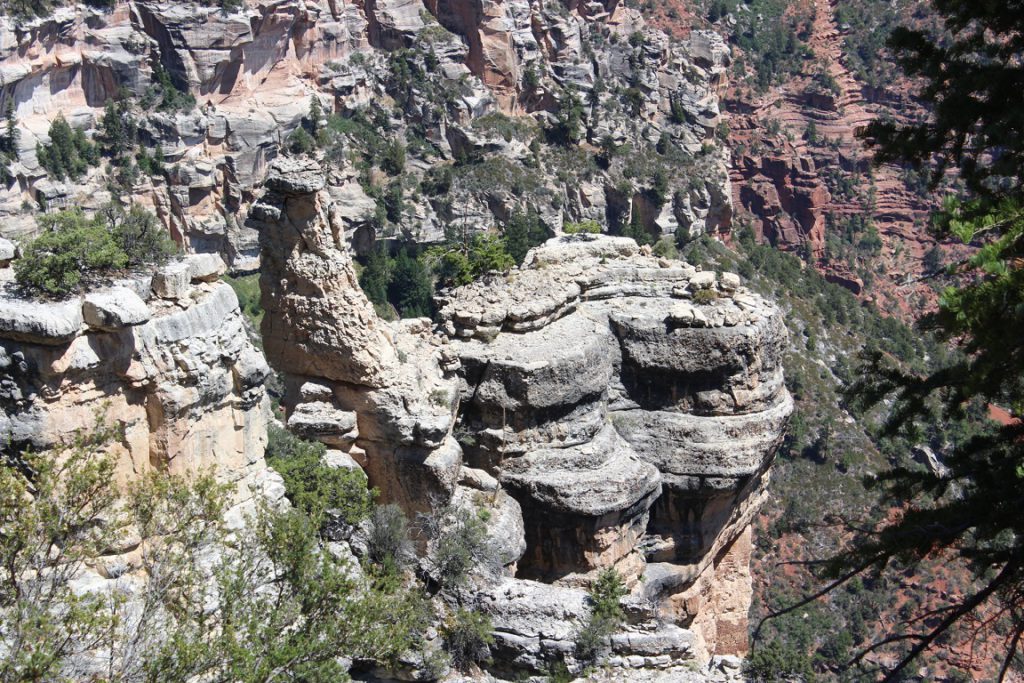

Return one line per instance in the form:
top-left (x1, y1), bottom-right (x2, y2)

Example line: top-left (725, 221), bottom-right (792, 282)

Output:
top-left (440, 231), bottom-right (792, 663)
top-left (0, 253), bottom-right (274, 500)
top-left (252, 158), bottom-right (475, 520)
top-left (0, 0), bottom-right (732, 266)
top-left (256, 159), bottom-right (791, 673)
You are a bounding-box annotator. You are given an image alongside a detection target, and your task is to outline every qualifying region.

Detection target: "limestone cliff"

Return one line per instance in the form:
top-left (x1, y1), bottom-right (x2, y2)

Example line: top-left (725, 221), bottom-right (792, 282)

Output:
top-left (254, 158), bottom-right (791, 675)
top-left (0, 0), bottom-right (733, 266)
top-left (0, 252), bottom-right (276, 502)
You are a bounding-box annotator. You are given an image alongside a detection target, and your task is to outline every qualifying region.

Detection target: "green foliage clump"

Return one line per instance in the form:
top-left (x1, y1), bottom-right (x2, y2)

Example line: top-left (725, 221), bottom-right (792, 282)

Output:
top-left (576, 568), bottom-right (627, 662)
top-left (441, 609), bottom-right (494, 670)
top-left (98, 99), bottom-right (137, 159)
top-left (622, 212), bottom-right (654, 246)
top-left (427, 232), bottom-right (515, 289)
top-left (745, 640), bottom-right (816, 683)
top-left (264, 425), bottom-right (375, 528)
top-left (357, 244), bottom-right (434, 319)
top-left (548, 87), bottom-right (584, 145)
top-left (504, 209), bottom-right (548, 264)
top-left (15, 204), bottom-right (175, 296)
top-left (563, 219), bottom-right (602, 235)
top-left (388, 248), bottom-right (434, 318)
top-left (366, 503), bottom-right (414, 571)
top-left (224, 273), bottom-right (264, 328)
top-left (0, 102), bottom-right (19, 184)
top-left (143, 63), bottom-right (196, 113)
top-left (0, 417), bottom-right (432, 682)
top-left (288, 126), bottom-right (315, 155)
top-left (381, 139), bottom-right (406, 176)
top-left (36, 114), bottom-right (98, 181)
top-left (422, 504), bottom-right (501, 594)
top-left (692, 288), bottom-right (719, 305)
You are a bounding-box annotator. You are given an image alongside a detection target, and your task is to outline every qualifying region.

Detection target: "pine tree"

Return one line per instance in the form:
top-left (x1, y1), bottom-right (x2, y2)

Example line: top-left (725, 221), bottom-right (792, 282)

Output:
top-left (358, 244), bottom-right (391, 310)
top-left (504, 209), bottom-right (547, 264)
top-left (0, 100), bottom-right (17, 158)
top-left (308, 95), bottom-right (324, 135)
top-left (388, 248), bottom-right (433, 318)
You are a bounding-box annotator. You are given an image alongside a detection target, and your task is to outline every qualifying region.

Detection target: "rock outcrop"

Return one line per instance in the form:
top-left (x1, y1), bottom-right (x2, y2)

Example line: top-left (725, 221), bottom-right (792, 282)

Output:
top-left (0, 254), bottom-right (275, 503)
top-left (255, 159), bottom-right (791, 674)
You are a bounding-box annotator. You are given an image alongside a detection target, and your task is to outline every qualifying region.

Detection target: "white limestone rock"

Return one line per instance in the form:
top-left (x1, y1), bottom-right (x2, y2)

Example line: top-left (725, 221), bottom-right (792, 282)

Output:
top-left (152, 262), bottom-right (192, 300)
top-left (82, 287), bottom-right (151, 331)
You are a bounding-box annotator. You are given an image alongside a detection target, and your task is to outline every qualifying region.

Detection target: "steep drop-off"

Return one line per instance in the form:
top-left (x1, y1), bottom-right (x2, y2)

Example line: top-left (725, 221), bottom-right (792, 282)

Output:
top-left (252, 157), bottom-right (792, 675)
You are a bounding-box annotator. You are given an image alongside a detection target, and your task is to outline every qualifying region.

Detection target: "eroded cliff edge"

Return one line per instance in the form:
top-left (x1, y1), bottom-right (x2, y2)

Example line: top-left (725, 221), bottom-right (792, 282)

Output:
top-left (255, 158), bottom-right (792, 675)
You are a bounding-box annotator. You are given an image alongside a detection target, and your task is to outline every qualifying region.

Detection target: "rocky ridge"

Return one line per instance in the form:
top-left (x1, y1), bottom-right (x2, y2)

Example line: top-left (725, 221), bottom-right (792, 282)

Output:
top-left (255, 158), bottom-right (792, 676)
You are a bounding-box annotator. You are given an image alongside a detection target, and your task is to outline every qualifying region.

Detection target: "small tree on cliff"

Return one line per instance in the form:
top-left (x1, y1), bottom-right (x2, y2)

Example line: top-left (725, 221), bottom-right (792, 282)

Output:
top-left (0, 418), bottom-right (432, 682)
top-left (762, 3), bottom-right (1024, 679)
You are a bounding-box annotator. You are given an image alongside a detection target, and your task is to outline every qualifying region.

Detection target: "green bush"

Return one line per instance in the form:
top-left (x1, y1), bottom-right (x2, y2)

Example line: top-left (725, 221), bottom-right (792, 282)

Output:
top-left (423, 504), bottom-right (501, 593)
top-left (36, 114), bottom-right (98, 181)
top-left (144, 63), bottom-right (196, 113)
top-left (381, 139), bottom-right (406, 176)
top-left (692, 288), bottom-right (720, 305)
top-left (428, 232), bottom-right (515, 289)
top-left (264, 425), bottom-right (375, 528)
top-left (288, 127), bottom-right (315, 155)
top-left (564, 219), bottom-right (602, 235)
top-left (15, 205), bottom-right (175, 296)
top-left (224, 274), bottom-right (263, 327)
top-left (98, 99), bottom-right (137, 158)
top-left (745, 640), bottom-right (816, 682)
top-left (442, 609), bottom-right (494, 669)
top-left (0, 418), bottom-right (432, 682)
top-left (388, 248), bottom-right (434, 318)
top-left (366, 503), bottom-right (414, 570)
top-left (504, 209), bottom-right (548, 264)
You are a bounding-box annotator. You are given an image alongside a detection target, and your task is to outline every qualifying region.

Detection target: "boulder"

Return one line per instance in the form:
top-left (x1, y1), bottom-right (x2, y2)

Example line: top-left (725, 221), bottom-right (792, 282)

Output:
top-left (82, 287), bottom-right (151, 331)
top-left (152, 262), bottom-right (193, 300)
top-left (286, 401), bottom-right (359, 446)
top-left (0, 238), bottom-right (16, 267)
top-left (186, 253), bottom-right (227, 282)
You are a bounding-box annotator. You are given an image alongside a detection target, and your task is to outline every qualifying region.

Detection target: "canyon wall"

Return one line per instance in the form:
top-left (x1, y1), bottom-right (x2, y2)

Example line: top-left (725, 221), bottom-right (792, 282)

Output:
top-left (0, 0), bottom-right (733, 267)
top-left (0, 251), bottom-right (274, 492)
top-left (254, 157), bottom-right (792, 674)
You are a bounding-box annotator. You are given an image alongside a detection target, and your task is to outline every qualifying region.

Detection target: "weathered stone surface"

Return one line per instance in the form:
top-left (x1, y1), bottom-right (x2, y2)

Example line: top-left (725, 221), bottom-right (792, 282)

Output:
top-left (0, 0), bottom-right (733, 277)
top-left (82, 287), bottom-right (151, 331)
top-left (151, 261), bottom-right (193, 300)
top-left (185, 253), bottom-right (227, 282)
top-left (286, 401), bottom-right (358, 446)
top-left (0, 280), bottom-right (272, 501)
top-left (0, 297), bottom-right (83, 345)
top-left (0, 238), bottom-right (16, 266)
top-left (253, 159), bottom-right (399, 389)
top-left (440, 234), bottom-right (791, 662)
top-left (255, 159), bottom-right (468, 517)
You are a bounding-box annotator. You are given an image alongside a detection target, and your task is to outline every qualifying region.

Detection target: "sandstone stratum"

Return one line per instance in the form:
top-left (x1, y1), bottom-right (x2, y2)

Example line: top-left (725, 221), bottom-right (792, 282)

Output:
top-left (252, 157), bottom-right (791, 677)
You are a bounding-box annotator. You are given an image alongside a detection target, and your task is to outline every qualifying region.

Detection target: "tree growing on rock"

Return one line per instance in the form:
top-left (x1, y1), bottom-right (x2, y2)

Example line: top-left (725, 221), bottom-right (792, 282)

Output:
top-left (0, 418), bottom-right (433, 683)
top-left (36, 114), bottom-right (98, 181)
top-left (15, 204), bottom-right (175, 296)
